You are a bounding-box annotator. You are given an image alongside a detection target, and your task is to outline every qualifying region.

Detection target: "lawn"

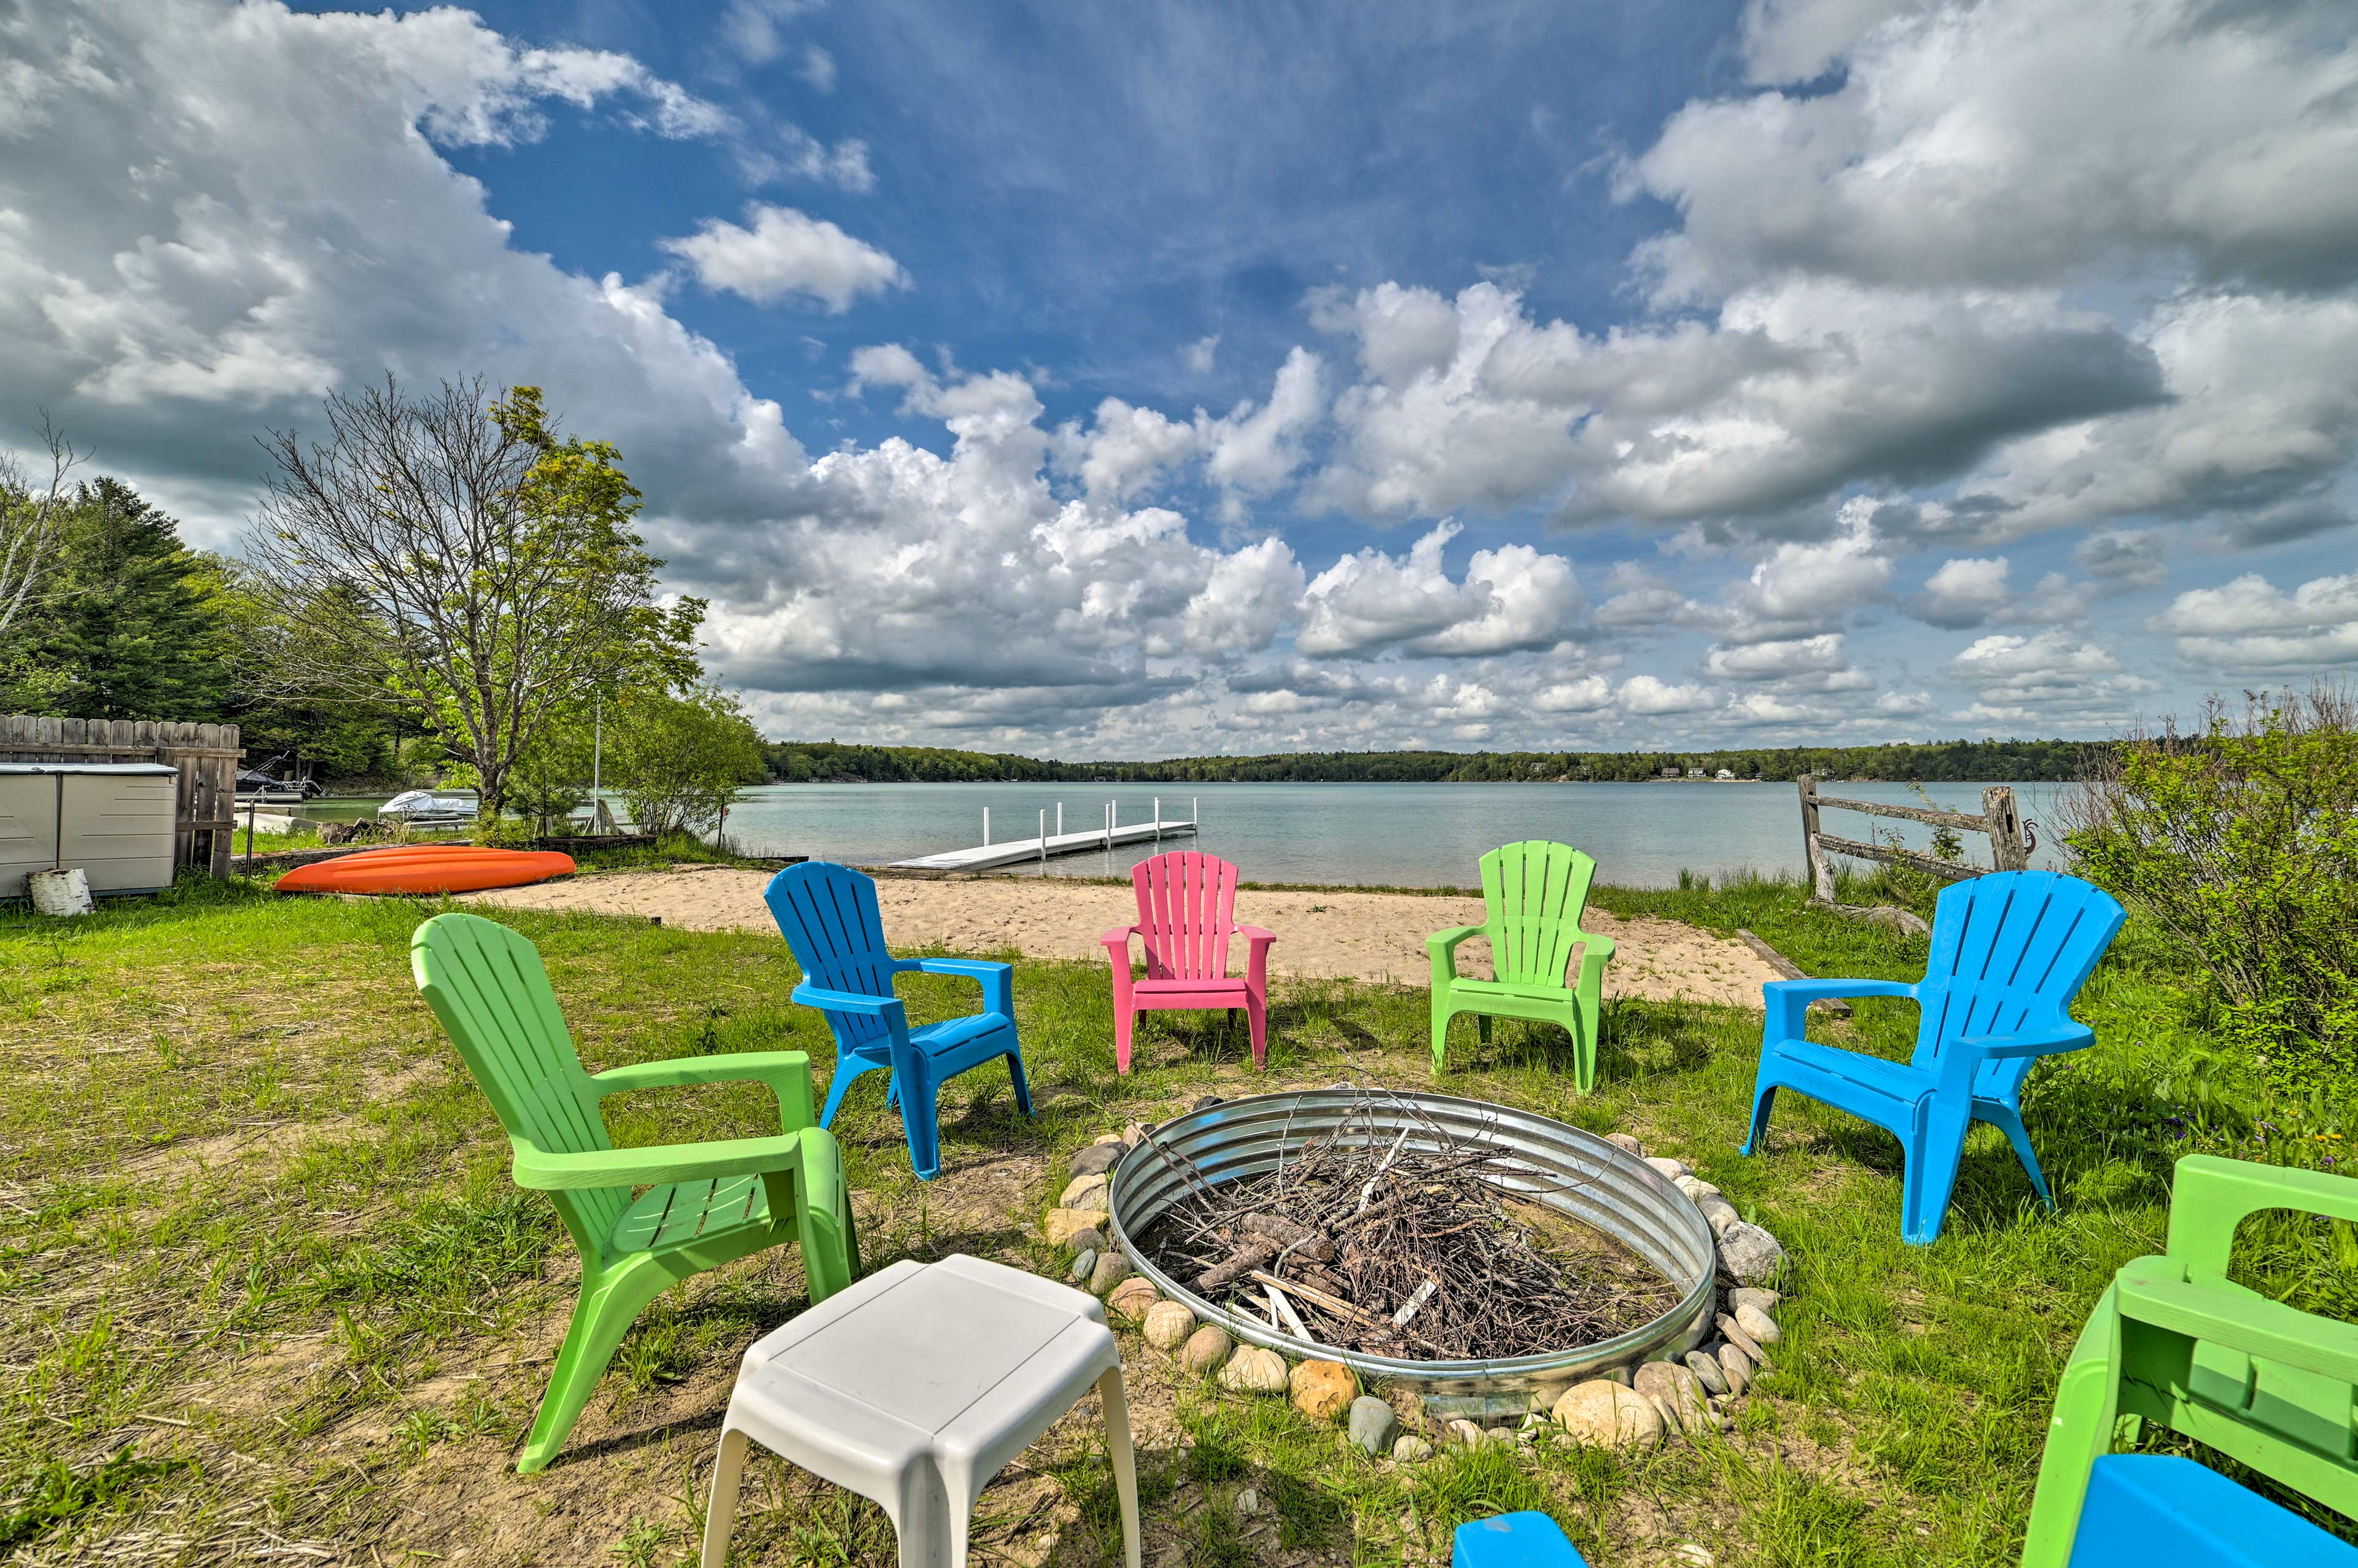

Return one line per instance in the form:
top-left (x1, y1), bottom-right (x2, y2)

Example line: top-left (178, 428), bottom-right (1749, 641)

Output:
top-left (1, 871), bottom-right (2349, 1566)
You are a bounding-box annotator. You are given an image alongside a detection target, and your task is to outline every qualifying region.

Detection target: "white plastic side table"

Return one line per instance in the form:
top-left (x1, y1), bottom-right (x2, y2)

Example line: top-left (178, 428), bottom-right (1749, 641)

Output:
top-left (700, 1253), bottom-right (1142, 1568)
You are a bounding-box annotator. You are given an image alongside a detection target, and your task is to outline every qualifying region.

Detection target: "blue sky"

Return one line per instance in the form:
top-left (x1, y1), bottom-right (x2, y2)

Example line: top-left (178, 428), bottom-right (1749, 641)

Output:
top-left (6, 0), bottom-right (2356, 755)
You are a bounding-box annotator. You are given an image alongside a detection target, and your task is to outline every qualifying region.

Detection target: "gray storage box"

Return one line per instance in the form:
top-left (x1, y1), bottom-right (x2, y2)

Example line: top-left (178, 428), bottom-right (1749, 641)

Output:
top-left (0, 763), bottom-right (179, 898)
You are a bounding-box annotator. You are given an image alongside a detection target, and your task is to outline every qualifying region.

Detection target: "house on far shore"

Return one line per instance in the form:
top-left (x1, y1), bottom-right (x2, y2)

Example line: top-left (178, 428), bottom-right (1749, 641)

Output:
top-left (1687, 766), bottom-right (1707, 777)
top-left (1716, 767), bottom-right (1736, 780)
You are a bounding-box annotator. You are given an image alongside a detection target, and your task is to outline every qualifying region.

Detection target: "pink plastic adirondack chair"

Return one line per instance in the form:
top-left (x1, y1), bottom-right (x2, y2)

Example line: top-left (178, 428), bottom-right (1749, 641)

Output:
top-left (1100, 852), bottom-right (1275, 1073)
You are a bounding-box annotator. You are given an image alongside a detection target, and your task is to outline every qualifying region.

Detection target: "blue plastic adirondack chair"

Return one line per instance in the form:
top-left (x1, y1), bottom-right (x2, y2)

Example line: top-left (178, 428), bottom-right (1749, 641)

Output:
top-left (1740, 870), bottom-right (2125, 1244)
top-left (765, 861), bottom-right (1033, 1180)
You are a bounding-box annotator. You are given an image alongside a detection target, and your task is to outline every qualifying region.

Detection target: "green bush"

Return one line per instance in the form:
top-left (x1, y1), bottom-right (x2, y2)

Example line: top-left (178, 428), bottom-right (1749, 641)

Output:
top-left (607, 685), bottom-right (768, 839)
top-left (2061, 686), bottom-right (2357, 1098)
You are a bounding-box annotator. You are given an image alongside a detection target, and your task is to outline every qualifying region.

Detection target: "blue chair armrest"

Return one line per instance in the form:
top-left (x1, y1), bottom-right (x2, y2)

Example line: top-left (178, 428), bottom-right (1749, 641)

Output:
top-left (1959, 1025), bottom-right (2095, 1061)
top-left (1764, 977), bottom-right (1915, 1040)
top-left (792, 984), bottom-right (911, 1036)
top-left (900, 957), bottom-right (1014, 1019)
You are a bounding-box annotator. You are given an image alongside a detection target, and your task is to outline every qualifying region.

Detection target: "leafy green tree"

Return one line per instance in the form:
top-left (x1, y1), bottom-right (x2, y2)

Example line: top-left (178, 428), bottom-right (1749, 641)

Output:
top-left (244, 378), bottom-right (702, 820)
top-left (505, 718), bottom-right (594, 834)
top-left (609, 686), bottom-right (768, 838)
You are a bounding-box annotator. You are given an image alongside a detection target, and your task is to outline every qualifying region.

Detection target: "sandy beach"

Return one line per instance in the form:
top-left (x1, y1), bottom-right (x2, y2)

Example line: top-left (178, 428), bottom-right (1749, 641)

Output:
top-left (467, 868), bottom-right (1781, 1007)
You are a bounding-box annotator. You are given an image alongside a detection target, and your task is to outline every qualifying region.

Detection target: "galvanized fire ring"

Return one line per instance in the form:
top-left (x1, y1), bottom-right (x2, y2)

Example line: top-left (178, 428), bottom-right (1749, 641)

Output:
top-left (1108, 1087), bottom-right (1716, 1398)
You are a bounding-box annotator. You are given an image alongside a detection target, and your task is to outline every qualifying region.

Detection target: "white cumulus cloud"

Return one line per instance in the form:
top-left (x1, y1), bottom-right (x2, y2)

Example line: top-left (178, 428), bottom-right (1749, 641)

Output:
top-left (660, 204), bottom-right (906, 312)
top-left (2156, 573), bottom-right (2358, 669)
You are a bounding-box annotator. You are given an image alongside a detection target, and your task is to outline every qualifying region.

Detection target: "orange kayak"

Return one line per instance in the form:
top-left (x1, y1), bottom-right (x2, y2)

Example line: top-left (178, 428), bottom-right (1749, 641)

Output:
top-left (275, 845), bottom-right (576, 896)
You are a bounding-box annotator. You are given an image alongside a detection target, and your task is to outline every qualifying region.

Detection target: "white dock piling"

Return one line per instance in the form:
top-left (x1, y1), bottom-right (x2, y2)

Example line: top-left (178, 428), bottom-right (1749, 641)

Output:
top-left (1038, 809), bottom-right (1046, 864)
top-left (982, 807), bottom-right (990, 846)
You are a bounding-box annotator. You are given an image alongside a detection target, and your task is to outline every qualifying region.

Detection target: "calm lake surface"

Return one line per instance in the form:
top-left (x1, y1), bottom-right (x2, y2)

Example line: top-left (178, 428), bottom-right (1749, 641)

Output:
top-left (718, 780), bottom-right (2069, 888)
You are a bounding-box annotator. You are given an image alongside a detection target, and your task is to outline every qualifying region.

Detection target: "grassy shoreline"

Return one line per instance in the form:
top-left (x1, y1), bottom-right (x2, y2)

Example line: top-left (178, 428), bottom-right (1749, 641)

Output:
top-left (2, 873), bottom-right (2349, 1564)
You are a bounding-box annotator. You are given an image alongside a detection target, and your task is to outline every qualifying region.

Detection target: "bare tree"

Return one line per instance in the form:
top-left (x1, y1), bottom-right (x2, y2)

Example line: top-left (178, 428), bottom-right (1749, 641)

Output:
top-left (243, 376), bottom-right (701, 821)
top-left (0, 413), bottom-right (86, 637)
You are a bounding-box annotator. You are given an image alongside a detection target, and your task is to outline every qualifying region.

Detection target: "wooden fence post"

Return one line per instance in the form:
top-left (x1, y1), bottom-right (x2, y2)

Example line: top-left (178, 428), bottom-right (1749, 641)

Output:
top-left (1797, 774), bottom-right (1835, 900)
top-left (1980, 785), bottom-right (2028, 871)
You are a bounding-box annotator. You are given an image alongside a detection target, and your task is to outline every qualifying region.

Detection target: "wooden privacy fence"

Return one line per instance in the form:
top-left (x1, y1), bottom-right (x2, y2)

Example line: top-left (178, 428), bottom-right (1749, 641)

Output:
top-left (0, 716), bottom-right (242, 879)
top-left (1798, 773), bottom-right (2031, 902)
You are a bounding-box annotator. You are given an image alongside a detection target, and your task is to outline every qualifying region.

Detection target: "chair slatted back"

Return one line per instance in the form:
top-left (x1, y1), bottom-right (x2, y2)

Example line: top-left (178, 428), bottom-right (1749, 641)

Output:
top-left (2149, 1160), bottom-right (2358, 1514)
top-left (2023, 1156), bottom-right (2358, 1564)
top-left (1912, 871), bottom-right (2125, 1098)
top-left (411, 913), bottom-right (625, 1257)
top-left (1477, 840), bottom-right (1599, 988)
top-left (765, 862), bottom-right (898, 1050)
top-left (1132, 852), bottom-right (1242, 982)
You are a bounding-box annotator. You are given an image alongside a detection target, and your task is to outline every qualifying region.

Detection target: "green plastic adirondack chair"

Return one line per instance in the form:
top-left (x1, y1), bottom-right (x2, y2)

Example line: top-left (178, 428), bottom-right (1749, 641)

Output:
top-left (2021, 1155), bottom-right (2358, 1566)
top-left (1426, 841), bottom-right (1615, 1089)
top-left (411, 913), bottom-right (859, 1473)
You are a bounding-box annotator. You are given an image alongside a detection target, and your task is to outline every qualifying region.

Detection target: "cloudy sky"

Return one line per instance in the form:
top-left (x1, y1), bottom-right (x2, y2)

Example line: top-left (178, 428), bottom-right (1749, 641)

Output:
top-left (6, 0), bottom-right (2356, 755)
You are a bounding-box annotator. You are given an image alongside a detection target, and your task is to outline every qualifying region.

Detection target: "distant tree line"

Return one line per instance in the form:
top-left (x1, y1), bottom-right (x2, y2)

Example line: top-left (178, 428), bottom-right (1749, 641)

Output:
top-left (767, 741), bottom-right (1072, 783)
top-left (765, 737), bottom-right (2105, 785)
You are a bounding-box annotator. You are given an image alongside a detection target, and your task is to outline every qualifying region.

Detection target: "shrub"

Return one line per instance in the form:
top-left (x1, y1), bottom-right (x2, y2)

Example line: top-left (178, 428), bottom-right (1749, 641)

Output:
top-left (2060, 686), bottom-right (2358, 1097)
top-left (607, 685), bottom-right (767, 839)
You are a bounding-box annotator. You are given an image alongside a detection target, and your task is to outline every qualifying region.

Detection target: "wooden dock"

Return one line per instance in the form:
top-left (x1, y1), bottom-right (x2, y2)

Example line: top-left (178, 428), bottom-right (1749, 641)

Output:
top-left (887, 799), bottom-right (1197, 872)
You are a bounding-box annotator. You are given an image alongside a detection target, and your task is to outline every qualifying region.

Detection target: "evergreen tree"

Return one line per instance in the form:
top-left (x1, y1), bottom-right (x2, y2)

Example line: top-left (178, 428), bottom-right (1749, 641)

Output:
top-left (33, 478), bottom-right (230, 720)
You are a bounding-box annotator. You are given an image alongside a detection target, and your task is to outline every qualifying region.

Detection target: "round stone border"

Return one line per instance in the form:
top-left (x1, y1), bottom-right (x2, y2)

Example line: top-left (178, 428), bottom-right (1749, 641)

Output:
top-left (1038, 1098), bottom-right (1795, 1459)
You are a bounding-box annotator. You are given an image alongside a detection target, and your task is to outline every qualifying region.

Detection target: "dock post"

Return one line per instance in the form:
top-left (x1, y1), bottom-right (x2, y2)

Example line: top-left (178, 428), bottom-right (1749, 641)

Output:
top-left (983, 807), bottom-right (990, 847)
top-left (1154, 796), bottom-right (1161, 844)
top-left (1039, 809), bottom-right (1047, 866)
top-left (1193, 796), bottom-right (1198, 832)
top-left (1057, 802), bottom-right (1063, 839)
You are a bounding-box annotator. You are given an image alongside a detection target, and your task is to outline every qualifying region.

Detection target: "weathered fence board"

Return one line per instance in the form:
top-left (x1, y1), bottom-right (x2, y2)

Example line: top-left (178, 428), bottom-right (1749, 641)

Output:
top-left (1813, 832), bottom-right (1985, 885)
top-left (1798, 774), bottom-right (2031, 907)
top-left (0, 715), bottom-right (242, 879)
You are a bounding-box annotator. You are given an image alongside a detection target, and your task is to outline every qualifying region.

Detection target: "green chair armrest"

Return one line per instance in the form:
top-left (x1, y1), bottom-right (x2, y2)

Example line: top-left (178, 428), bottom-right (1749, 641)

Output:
top-left (1426, 925), bottom-right (1485, 985)
top-left (2165, 1154), bottom-right (2358, 1278)
top-left (2115, 1260), bottom-right (2358, 1385)
top-left (589, 1051), bottom-right (817, 1130)
top-left (512, 1131), bottom-right (815, 1191)
top-left (1576, 931), bottom-right (1617, 963)
top-left (1426, 925), bottom-right (1485, 957)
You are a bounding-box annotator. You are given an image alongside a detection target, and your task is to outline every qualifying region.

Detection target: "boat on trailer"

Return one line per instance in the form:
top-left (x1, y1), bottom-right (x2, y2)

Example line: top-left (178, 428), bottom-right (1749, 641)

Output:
top-left (377, 788), bottom-right (480, 826)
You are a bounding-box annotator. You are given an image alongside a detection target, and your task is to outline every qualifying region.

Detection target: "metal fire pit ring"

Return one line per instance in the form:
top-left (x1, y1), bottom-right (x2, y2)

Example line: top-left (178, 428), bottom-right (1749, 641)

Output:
top-left (1107, 1088), bottom-right (1716, 1400)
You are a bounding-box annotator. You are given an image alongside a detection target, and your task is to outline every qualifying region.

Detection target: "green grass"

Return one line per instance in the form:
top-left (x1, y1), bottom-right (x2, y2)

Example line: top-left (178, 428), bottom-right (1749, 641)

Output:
top-left (0, 870), bottom-right (2349, 1564)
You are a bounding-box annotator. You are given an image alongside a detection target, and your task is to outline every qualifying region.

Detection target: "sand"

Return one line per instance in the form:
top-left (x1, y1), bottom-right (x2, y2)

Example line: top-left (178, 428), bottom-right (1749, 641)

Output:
top-left (467, 867), bottom-right (1780, 1007)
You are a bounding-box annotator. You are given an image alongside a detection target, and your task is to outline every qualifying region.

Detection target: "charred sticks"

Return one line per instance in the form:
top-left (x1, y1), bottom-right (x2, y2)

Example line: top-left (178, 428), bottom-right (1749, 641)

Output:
top-left (1135, 1090), bottom-right (1680, 1361)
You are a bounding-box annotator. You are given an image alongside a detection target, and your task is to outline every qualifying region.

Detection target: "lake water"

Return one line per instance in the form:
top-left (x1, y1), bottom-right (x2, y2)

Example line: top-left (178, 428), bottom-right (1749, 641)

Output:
top-left (717, 779), bottom-right (2070, 888)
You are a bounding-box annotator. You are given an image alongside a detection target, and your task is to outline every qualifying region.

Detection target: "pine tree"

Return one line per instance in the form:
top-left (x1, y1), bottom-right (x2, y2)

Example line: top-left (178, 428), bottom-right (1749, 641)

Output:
top-left (38, 478), bottom-right (230, 720)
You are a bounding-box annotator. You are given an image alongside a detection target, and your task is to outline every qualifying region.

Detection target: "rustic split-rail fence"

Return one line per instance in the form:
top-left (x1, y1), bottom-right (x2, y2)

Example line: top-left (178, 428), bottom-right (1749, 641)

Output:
top-left (0, 715), bottom-right (242, 879)
top-left (1797, 773), bottom-right (2031, 906)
